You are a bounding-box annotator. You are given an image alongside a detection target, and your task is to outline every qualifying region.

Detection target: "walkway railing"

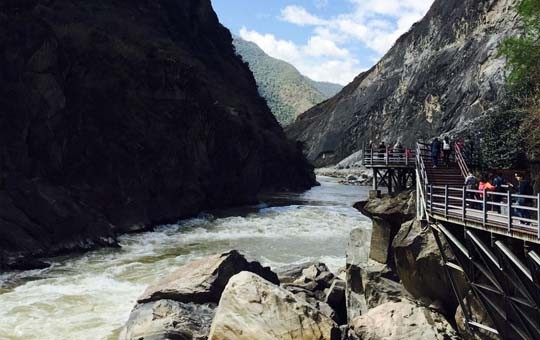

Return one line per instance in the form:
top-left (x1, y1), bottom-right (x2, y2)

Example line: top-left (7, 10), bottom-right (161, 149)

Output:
top-left (454, 142), bottom-right (470, 178)
top-left (363, 147), bottom-right (415, 167)
top-left (426, 184), bottom-right (540, 240)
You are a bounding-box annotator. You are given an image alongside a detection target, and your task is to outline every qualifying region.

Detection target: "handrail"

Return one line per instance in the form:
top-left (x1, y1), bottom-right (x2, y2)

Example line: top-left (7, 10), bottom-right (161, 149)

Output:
top-left (363, 147), bottom-right (415, 166)
top-left (425, 184), bottom-right (540, 240)
top-left (416, 140), bottom-right (539, 241)
top-left (416, 142), bottom-right (429, 186)
top-left (454, 142), bottom-right (470, 178)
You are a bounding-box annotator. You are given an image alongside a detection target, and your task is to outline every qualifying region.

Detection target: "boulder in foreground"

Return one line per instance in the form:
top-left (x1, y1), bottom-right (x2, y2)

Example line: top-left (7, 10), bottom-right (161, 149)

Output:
top-left (138, 250), bottom-right (278, 304)
top-left (209, 271), bottom-right (340, 340)
top-left (349, 300), bottom-right (460, 340)
top-left (119, 300), bottom-right (215, 340)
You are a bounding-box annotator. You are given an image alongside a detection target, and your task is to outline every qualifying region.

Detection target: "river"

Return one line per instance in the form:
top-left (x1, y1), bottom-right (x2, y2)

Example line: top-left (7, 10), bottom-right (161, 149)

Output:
top-left (0, 176), bottom-right (371, 340)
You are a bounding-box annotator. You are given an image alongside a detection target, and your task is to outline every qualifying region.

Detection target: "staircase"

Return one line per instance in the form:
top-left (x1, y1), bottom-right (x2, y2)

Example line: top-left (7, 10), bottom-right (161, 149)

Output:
top-left (417, 145), bottom-right (465, 187)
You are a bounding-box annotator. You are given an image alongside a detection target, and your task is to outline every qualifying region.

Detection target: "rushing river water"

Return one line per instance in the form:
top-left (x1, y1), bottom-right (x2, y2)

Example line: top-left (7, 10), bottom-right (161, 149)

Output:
top-left (0, 176), bottom-right (371, 340)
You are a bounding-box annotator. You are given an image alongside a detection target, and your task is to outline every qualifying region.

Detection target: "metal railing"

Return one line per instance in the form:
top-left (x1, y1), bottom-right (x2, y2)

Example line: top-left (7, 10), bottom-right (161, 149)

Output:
top-left (454, 142), bottom-right (470, 178)
top-left (363, 147), bottom-right (415, 167)
top-left (426, 184), bottom-right (540, 239)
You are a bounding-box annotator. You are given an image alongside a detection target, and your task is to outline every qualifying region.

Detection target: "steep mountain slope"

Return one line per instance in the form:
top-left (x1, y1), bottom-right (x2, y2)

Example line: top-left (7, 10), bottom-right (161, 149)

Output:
top-left (233, 37), bottom-right (342, 126)
top-left (0, 0), bottom-right (315, 268)
top-left (287, 0), bottom-right (519, 166)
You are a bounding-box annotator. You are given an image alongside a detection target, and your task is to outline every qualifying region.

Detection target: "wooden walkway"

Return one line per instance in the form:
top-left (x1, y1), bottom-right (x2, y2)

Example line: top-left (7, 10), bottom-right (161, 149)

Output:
top-left (416, 143), bottom-right (540, 244)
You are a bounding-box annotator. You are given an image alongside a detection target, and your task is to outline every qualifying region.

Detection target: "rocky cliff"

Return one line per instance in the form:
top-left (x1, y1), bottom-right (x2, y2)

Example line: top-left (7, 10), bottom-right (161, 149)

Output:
top-left (0, 0), bottom-right (315, 269)
top-left (287, 0), bottom-right (519, 166)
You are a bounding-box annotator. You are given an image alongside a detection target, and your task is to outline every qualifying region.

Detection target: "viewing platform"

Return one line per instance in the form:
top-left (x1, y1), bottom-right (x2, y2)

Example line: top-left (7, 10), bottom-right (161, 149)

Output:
top-left (363, 147), bottom-right (416, 194)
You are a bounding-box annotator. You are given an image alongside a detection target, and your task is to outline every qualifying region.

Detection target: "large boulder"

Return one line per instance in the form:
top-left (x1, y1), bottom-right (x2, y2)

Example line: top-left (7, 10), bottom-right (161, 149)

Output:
top-left (346, 227), bottom-right (372, 268)
top-left (362, 260), bottom-right (404, 309)
top-left (121, 251), bottom-right (279, 340)
top-left (208, 271), bottom-right (340, 340)
top-left (119, 300), bottom-right (215, 340)
top-left (138, 250), bottom-right (278, 304)
top-left (392, 219), bottom-right (466, 311)
top-left (349, 300), bottom-right (460, 340)
top-left (355, 191), bottom-right (415, 265)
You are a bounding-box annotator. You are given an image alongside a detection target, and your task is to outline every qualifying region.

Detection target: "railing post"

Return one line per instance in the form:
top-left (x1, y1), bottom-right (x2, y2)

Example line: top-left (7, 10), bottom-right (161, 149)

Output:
top-left (462, 187), bottom-right (466, 222)
top-left (507, 191), bottom-right (512, 232)
top-left (430, 184), bottom-right (433, 214)
top-left (537, 193), bottom-right (540, 239)
top-left (385, 151), bottom-right (388, 165)
top-left (444, 185), bottom-right (448, 218)
top-left (482, 190), bottom-right (487, 226)
top-left (371, 148), bottom-right (374, 165)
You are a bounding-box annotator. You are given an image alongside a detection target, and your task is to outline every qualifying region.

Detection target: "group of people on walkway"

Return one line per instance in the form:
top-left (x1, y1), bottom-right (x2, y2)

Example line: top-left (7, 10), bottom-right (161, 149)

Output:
top-left (368, 140), bottom-right (413, 159)
top-left (430, 137), bottom-right (453, 168)
top-left (464, 172), bottom-right (534, 221)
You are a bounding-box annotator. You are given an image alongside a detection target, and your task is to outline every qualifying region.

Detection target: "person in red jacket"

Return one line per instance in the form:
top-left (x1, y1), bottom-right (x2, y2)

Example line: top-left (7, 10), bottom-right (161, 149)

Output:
top-left (479, 175), bottom-right (496, 211)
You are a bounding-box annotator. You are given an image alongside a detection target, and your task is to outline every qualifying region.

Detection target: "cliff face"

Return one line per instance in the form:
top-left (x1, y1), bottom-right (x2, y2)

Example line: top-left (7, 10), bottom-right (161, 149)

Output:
top-left (0, 0), bottom-right (315, 268)
top-left (287, 0), bottom-right (519, 166)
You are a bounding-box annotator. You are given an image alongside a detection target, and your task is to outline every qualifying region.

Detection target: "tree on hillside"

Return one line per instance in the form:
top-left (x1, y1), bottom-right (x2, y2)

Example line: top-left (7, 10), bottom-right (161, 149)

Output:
top-left (499, 0), bottom-right (540, 159)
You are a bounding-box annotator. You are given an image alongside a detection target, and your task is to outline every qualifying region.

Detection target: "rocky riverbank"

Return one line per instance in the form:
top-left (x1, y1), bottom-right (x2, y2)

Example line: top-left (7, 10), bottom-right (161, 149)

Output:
top-left (119, 191), bottom-right (495, 339)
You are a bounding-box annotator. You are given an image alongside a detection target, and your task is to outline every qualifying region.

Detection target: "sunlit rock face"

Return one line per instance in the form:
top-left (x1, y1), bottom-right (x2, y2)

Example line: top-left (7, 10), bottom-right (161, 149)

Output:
top-left (0, 0), bottom-right (315, 268)
top-left (287, 0), bottom-right (519, 167)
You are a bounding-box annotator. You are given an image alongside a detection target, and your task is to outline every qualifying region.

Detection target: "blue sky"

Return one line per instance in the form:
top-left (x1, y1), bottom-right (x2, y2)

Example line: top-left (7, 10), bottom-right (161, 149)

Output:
top-left (211, 0), bottom-right (433, 85)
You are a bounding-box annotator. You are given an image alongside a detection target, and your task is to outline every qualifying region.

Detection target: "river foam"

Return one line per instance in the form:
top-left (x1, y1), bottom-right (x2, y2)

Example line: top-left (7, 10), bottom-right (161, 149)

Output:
top-left (0, 177), bottom-right (371, 340)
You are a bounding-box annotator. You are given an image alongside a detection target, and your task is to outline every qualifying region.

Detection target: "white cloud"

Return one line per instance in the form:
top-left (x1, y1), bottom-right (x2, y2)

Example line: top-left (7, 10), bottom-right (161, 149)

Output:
top-left (239, 1), bottom-right (433, 85)
top-left (281, 5), bottom-right (327, 26)
top-left (239, 27), bottom-right (363, 85)
top-left (314, 0), bottom-right (328, 9)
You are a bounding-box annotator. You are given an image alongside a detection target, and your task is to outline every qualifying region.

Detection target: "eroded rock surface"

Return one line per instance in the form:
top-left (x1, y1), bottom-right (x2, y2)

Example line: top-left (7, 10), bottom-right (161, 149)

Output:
top-left (208, 271), bottom-right (340, 340)
top-left (138, 250), bottom-right (278, 304)
top-left (349, 300), bottom-right (460, 340)
top-left (287, 0), bottom-right (520, 167)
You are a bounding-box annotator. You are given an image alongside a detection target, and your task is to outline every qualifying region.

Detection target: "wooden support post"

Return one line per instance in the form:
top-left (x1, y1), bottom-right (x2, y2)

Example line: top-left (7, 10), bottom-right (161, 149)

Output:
top-left (373, 169), bottom-right (378, 191)
top-left (444, 185), bottom-right (448, 218)
top-left (462, 187), bottom-right (467, 222)
top-left (507, 191), bottom-right (512, 232)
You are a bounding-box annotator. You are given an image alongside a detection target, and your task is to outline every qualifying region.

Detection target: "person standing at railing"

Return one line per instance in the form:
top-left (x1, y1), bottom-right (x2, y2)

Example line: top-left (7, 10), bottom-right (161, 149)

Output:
top-left (465, 173), bottom-right (479, 209)
top-left (479, 175), bottom-right (496, 211)
top-left (509, 173), bottom-right (533, 222)
top-left (431, 138), bottom-right (441, 168)
top-left (442, 137), bottom-right (452, 167)
top-left (393, 140), bottom-right (404, 161)
top-left (492, 172), bottom-right (505, 213)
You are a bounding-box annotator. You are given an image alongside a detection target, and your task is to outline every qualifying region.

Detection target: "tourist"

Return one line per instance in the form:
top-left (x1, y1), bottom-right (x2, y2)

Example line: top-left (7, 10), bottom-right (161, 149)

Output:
top-left (465, 173), bottom-right (479, 208)
top-left (509, 173), bottom-right (533, 223)
top-left (442, 136), bottom-right (452, 166)
top-left (479, 175), bottom-right (496, 211)
top-left (456, 138), bottom-right (464, 153)
top-left (431, 138), bottom-right (441, 168)
top-left (375, 141), bottom-right (386, 160)
top-left (492, 172), bottom-right (505, 213)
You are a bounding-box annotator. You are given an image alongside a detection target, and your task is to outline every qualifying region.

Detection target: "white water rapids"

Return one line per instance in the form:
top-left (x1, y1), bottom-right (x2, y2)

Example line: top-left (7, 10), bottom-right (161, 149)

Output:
top-left (0, 176), bottom-right (371, 340)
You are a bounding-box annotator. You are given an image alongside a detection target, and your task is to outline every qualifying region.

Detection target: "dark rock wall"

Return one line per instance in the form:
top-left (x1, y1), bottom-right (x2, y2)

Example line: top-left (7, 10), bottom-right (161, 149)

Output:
top-left (0, 0), bottom-right (315, 267)
top-left (287, 0), bottom-right (519, 166)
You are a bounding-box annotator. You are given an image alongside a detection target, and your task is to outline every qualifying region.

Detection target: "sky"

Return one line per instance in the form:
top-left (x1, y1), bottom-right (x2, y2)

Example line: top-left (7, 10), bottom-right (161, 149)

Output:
top-left (211, 0), bottom-right (434, 85)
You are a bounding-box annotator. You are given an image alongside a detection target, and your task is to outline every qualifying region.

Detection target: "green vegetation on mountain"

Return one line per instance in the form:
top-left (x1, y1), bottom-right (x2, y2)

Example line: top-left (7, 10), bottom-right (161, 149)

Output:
top-left (493, 0), bottom-right (540, 163)
top-left (233, 37), bottom-right (342, 126)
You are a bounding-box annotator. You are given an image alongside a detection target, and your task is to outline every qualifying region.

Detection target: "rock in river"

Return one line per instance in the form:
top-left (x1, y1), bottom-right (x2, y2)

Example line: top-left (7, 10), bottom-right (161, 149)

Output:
top-left (209, 271), bottom-right (340, 340)
top-left (138, 250), bottom-right (278, 304)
